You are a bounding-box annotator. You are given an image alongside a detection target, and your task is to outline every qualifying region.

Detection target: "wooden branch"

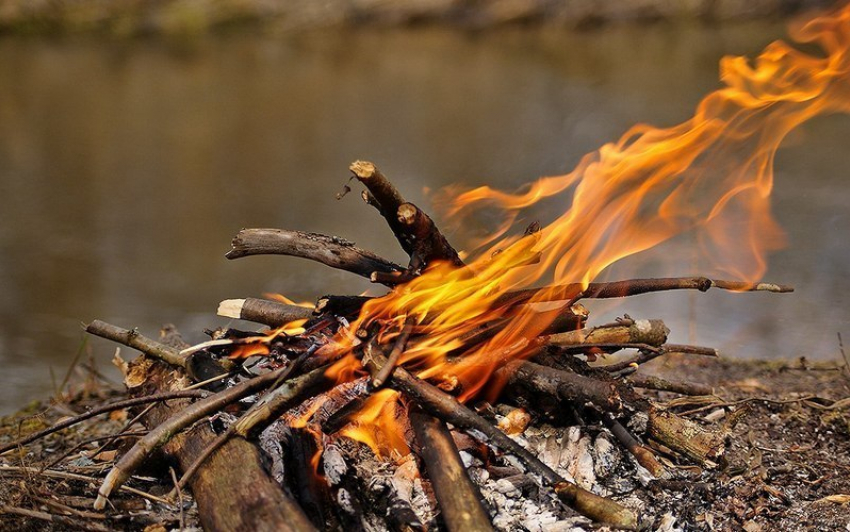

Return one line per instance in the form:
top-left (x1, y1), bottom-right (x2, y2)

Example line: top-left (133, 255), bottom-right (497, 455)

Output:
top-left (218, 298), bottom-right (314, 327)
top-left (360, 343), bottom-right (639, 529)
top-left (113, 357), bottom-right (316, 531)
top-left (226, 228), bottom-right (403, 281)
top-left (626, 374), bottom-right (713, 396)
top-left (349, 160), bottom-right (411, 254)
top-left (396, 202), bottom-right (464, 270)
top-left (176, 364), bottom-right (329, 491)
top-left (601, 413), bottom-right (667, 478)
top-left (502, 360), bottom-right (627, 412)
top-left (497, 276), bottom-right (793, 307)
top-left (647, 408), bottom-right (726, 465)
top-left (409, 409), bottom-right (494, 531)
top-left (85, 320), bottom-right (188, 368)
top-left (315, 295), bottom-right (373, 318)
top-left (94, 363), bottom-right (299, 509)
top-left (544, 319), bottom-right (669, 348)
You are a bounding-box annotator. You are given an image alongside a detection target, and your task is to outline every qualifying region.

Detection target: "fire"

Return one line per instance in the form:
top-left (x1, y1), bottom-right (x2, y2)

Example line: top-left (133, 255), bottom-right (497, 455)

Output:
top-left (330, 6), bottom-right (850, 458)
top-left (338, 389), bottom-right (411, 459)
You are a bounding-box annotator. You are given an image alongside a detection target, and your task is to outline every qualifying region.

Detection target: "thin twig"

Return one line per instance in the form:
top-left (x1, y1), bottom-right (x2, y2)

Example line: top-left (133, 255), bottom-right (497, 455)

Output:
top-left (169, 467), bottom-right (186, 530)
top-left (0, 465), bottom-right (171, 506)
top-left (0, 390), bottom-right (209, 455)
top-left (372, 322), bottom-right (413, 388)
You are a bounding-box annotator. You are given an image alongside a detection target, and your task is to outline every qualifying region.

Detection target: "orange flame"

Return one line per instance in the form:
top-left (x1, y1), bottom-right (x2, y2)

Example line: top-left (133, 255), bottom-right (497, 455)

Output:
top-left (227, 318), bottom-right (308, 359)
top-left (339, 389), bottom-right (411, 459)
top-left (329, 5), bottom-right (850, 458)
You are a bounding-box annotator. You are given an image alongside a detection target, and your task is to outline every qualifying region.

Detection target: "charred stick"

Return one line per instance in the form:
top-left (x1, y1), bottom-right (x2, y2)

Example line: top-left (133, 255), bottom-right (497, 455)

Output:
top-left (627, 374), bottom-right (713, 396)
top-left (396, 202), bottom-right (465, 271)
top-left (218, 298), bottom-right (313, 327)
top-left (372, 322), bottom-right (413, 388)
top-left (360, 345), bottom-right (639, 529)
top-left (497, 276), bottom-right (793, 308)
top-left (226, 228), bottom-right (403, 282)
top-left (85, 320), bottom-right (188, 368)
top-left (285, 427), bottom-right (337, 529)
top-left (315, 295), bottom-right (373, 318)
top-left (502, 361), bottom-right (627, 412)
top-left (601, 413), bottom-right (667, 478)
top-left (0, 390), bottom-right (208, 456)
top-left (94, 364), bottom-right (297, 509)
top-left (409, 409), bottom-right (494, 532)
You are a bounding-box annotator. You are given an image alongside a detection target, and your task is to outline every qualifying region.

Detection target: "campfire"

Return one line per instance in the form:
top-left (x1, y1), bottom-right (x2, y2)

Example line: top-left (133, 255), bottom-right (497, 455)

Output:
top-left (3, 4), bottom-right (850, 531)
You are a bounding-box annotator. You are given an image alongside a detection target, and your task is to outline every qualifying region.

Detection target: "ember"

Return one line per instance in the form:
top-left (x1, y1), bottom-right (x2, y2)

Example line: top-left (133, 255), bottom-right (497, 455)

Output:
top-left (3, 4), bottom-right (850, 531)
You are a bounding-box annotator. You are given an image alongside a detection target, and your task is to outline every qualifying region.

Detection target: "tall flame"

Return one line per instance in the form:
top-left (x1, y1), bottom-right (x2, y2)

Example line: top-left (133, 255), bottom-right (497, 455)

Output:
top-left (333, 4), bottom-right (850, 453)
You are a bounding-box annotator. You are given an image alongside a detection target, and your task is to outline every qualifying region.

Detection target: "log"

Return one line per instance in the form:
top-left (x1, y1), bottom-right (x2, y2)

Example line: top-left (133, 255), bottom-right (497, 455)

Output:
top-left (121, 357), bottom-right (316, 532)
top-left (218, 298), bottom-right (314, 327)
top-left (409, 409), bottom-right (494, 532)
top-left (502, 360), bottom-right (627, 412)
top-left (544, 318), bottom-right (669, 348)
top-left (226, 228), bottom-right (403, 282)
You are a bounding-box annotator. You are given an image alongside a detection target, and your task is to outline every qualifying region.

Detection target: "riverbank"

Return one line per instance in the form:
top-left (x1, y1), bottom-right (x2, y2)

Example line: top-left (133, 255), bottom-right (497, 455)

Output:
top-left (0, 0), bottom-right (837, 37)
top-left (2, 355), bottom-right (849, 530)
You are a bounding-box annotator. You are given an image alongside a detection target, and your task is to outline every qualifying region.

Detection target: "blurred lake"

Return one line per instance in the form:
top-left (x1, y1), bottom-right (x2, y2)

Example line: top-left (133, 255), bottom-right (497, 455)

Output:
top-left (1, 22), bottom-right (848, 414)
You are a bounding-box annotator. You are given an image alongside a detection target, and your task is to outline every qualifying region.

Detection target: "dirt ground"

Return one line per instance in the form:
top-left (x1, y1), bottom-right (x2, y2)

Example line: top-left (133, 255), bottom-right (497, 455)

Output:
top-left (2, 355), bottom-right (850, 531)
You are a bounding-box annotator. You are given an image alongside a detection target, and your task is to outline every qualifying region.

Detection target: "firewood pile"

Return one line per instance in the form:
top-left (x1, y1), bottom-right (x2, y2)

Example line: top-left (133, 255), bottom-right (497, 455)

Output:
top-left (0, 161), bottom-right (793, 531)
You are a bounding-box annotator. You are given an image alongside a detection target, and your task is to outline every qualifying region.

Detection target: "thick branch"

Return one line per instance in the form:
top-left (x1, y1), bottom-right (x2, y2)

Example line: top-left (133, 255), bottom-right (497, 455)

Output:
top-left (218, 298), bottom-right (314, 327)
top-left (226, 228), bottom-right (403, 281)
top-left (396, 202), bottom-right (464, 270)
top-left (409, 409), bottom-right (494, 531)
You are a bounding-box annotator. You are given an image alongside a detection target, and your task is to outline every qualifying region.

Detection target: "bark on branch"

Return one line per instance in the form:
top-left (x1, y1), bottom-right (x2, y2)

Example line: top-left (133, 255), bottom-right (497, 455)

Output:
top-left (226, 228), bottom-right (403, 282)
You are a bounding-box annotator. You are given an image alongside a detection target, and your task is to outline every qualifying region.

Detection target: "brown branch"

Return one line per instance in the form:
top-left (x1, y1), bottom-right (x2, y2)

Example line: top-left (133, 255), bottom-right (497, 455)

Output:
top-left (121, 352), bottom-right (316, 532)
top-left (396, 202), bottom-right (464, 271)
top-left (349, 160), bottom-right (411, 253)
top-left (226, 228), bottom-right (403, 282)
top-left (176, 364), bottom-right (328, 491)
top-left (497, 276), bottom-right (793, 308)
top-left (601, 413), bottom-right (667, 478)
top-left (544, 319), bottom-right (669, 348)
top-left (409, 409), bottom-right (494, 531)
top-left (502, 360), bottom-right (628, 412)
top-left (217, 297), bottom-right (314, 327)
top-left (647, 408), bottom-right (726, 465)
top-left (372, 322), bottom-right (413, 388)
top-left (94, 364), bottom-right (299, 509)
top-left (627, 374), bottom-right (713, 396)
top-left (85, 320), bottom-right (188, 368)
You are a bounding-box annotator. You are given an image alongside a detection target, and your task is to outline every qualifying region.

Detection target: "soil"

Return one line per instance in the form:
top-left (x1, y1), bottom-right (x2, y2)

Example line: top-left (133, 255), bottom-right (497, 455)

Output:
top-left (2, 355), bottom-right (850, 531)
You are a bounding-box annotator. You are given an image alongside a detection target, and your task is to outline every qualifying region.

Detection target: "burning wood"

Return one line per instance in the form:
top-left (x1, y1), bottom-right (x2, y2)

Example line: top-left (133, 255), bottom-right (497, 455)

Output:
top-left (6, 4), bottom-right (850, 529)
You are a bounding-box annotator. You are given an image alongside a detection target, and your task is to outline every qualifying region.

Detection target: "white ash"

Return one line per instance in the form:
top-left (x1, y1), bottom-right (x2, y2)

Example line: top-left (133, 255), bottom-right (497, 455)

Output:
top-left (322, 443), bottom-right (348, 485)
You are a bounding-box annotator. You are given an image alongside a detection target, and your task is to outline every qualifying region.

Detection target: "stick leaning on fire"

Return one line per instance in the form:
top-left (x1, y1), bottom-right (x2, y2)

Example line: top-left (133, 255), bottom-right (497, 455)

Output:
top-left (3, 161), bottom-right (792, 530)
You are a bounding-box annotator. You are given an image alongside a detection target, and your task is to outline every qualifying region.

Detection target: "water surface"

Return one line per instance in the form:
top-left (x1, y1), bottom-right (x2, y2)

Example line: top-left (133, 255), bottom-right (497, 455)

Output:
top-left (1, 23), bottom-right (848, 413)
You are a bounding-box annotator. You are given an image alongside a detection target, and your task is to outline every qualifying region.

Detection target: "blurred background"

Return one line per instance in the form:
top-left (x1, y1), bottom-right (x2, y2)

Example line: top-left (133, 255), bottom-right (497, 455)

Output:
top-left (1, 0), bottom-right (848, 414)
